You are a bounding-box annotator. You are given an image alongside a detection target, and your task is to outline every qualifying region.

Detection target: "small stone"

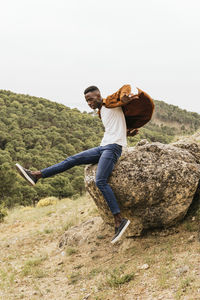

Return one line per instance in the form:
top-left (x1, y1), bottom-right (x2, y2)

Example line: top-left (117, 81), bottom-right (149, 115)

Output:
top-left (192, 217), bottom-right (195, 221)
top-left (136, 139), bottom-right (148, 146)
top-left (177, 265), bottom-right (189, 276)
top-left (61, 251), bottom-right (65, 256)
top-left (58, 261), bottom-right (64, 265)
top-left (188, 235), bottom-right (195, 242)
top-left (82, 294), bottom-right (91, 300)
top-left (90, 247), bottom-right (96, 253)
top-left (138, 263), bottom-right (149, 270)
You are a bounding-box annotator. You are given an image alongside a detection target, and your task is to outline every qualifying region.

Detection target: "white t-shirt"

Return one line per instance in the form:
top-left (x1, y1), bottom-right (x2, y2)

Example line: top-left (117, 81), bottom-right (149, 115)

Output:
top-left (100, 105), bottom-right (127, 147)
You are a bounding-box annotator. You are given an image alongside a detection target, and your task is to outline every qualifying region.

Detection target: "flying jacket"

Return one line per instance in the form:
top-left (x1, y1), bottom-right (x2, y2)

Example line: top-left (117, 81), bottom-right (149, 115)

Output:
top-left (98, 84), bottom-right (155, 130)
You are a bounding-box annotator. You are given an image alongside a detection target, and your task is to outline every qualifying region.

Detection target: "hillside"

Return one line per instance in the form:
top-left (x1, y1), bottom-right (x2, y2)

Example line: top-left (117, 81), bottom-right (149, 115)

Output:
top-left (0, 195), bottom-right (200, 299)
top-left (0, 90), bottom-right (200, 207)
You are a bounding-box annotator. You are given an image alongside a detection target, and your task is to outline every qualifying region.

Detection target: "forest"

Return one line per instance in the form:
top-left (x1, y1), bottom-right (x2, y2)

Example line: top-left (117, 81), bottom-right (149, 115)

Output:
top-left (0, 89), bottom-right (200, 208)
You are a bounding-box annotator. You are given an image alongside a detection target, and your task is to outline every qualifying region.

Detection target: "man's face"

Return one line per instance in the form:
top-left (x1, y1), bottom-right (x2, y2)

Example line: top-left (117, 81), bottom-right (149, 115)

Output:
top-left (85, 90), bottom-right (102, 110)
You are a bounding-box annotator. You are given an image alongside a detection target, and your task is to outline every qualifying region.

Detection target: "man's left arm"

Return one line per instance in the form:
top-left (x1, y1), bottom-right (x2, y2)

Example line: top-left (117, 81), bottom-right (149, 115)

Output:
top-left (127, 128), bottom-right (139, 136)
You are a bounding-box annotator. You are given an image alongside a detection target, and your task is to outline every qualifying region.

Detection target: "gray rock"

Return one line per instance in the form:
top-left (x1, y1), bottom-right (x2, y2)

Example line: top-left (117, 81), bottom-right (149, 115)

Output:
top-left (172, 140), bottom-right (200, 164)
top-left (188, 235), bottom-right (195, 242)
top-left (82, 294), bottom-right (91, 300)
top-left (138, 263), bottom-right (149, 270)
top-left (176, 265), bottom-right (189, 277)
top-left (59, 217), bottom-right (103, 247)
top-left (85, 140), bottom-right (200, 236)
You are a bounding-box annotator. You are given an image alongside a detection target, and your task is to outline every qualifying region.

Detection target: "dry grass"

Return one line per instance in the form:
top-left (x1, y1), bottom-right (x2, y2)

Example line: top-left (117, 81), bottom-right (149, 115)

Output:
top-left (0, 194), bottom-right (200, 300)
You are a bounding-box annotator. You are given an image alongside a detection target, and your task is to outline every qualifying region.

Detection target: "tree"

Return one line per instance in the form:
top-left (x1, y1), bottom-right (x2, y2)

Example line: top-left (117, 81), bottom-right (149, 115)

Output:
top-left (72, 176), bottom-right (85, 195)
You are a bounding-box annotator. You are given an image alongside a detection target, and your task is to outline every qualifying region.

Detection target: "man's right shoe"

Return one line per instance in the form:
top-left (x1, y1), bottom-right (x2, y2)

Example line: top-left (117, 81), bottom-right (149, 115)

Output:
top-left (15, 163), bottom-right (38, 186)
top-left (111, 218), bottom-right (130, 244)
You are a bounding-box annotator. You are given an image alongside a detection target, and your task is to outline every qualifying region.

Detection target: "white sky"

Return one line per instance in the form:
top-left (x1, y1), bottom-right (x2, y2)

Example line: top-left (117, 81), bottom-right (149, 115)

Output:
top-left (0, 0), bottom-right (200, 113)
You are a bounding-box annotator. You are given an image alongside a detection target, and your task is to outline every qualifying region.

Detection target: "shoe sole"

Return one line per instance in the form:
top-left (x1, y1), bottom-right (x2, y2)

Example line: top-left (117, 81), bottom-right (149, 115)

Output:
top-left (15, 163), bottom-right (36, 186)
top-left (111, 220), bottom-right (130, 244)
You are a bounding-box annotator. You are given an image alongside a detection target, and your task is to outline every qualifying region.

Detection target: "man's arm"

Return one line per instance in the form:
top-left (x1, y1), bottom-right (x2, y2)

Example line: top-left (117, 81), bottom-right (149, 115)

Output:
top-left (127, 128), bottom-right (139, 136)
top-left (120, 85), bottom-right (140, 104)
top-left (121, 93), bottom-right (139, 104)
top-left (104, 84), bottom-right (139, 107)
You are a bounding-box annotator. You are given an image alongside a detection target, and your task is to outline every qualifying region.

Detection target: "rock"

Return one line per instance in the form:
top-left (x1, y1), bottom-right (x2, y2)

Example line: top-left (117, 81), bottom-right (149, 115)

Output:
top-left (82, 294), bottom-right (91, 300)
top-left (85, 140), bottom-right (200, 236)
top-left (136, 139), bottom-right (148, 146)
top-left (188, 235), bottom-right (195, 242)
top-left (176, 265), bottom-right (189, 276)
top-left (172, 140), bottom-right (200, 164)
top-left (138, 263), bottom-right (149, 270)
top-left (59, 217), bottom-right (103, 247)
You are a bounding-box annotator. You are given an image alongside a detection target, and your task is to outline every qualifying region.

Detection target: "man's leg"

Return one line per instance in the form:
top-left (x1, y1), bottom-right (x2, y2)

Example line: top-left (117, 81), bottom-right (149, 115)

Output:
top-left (41, 147), bottom-right (101, 178)
top-left (95, 144), bottom-right (130, 243)
top-left (16, 147), bottom-right (101, 185)
top-left (95, 146), bottom-right (121, 218)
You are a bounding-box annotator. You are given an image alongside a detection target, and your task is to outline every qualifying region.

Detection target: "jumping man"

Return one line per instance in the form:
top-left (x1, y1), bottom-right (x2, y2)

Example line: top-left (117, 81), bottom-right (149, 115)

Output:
top-left (16, 85), bottom-right (139, 243)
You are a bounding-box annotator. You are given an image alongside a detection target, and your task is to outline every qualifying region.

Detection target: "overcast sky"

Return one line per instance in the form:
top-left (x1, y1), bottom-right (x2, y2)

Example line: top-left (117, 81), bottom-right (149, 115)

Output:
top-left (0, 0), bottom-right (200, 113)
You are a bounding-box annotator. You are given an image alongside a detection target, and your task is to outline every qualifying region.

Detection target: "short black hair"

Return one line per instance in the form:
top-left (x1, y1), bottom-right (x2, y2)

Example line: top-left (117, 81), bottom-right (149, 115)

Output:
top-left (84, 86), bottom-right (99, 95)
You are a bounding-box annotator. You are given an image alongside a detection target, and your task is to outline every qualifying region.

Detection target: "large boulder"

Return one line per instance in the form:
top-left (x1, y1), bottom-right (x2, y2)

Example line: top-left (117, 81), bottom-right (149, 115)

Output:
top-left (84, 139), bottom-right (200, 236)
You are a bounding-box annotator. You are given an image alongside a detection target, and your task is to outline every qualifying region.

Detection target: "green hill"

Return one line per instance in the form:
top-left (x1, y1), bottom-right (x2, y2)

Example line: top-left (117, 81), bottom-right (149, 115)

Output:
top-left (0, 90), bottom-right (200, 208)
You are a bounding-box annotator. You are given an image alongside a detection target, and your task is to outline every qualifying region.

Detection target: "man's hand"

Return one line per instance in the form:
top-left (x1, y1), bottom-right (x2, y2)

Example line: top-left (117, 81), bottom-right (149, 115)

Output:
top-left (127, 128), bottom-right (139, 136)
top-left (121, 93), bottom-right (139, 104)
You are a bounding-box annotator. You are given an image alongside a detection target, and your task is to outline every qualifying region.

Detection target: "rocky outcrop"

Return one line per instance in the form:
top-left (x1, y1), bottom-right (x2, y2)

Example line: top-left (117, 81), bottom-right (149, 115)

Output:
top-left (84, 138), bottom-right (200, 236)
top-left (59, 217), bottom-right (103, 247)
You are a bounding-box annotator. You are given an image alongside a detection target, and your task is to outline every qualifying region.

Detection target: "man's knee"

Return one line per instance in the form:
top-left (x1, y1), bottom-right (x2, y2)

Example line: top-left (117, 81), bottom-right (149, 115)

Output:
top-left (95, 178), bottom-right (107, 190)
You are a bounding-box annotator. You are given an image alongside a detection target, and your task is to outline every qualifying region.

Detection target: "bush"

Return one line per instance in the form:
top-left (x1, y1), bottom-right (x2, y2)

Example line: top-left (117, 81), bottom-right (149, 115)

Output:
top-left (20, 206), bottom-right (34, 211)
top-left (0, 204), bottom-right (8, 222)
top-left (106, 269), bottom-right (134, 287)
top-left (36, 196), bottom-right (58, 207)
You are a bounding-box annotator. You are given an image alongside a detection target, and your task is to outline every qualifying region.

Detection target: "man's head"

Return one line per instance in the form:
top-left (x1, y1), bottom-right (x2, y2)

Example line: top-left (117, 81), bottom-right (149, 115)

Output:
top-left (84, 86), bottom-right (102, 110)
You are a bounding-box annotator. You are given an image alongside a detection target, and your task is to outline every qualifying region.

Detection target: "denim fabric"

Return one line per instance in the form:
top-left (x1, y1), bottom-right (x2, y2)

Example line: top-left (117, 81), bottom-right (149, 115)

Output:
top-left (41, 144), bottom-right (122, 215)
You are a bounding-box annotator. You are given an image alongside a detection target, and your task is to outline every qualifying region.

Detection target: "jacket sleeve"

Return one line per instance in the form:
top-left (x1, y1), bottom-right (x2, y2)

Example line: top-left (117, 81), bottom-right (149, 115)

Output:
top-left (118, 84), bottom-right (132, 99)
top-left (104, 84), bottom-right (131, 107)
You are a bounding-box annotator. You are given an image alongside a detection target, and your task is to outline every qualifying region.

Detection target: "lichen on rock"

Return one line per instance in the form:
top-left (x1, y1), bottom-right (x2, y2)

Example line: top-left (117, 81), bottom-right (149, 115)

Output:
top-left (84, 139), bottom-right (200, 236)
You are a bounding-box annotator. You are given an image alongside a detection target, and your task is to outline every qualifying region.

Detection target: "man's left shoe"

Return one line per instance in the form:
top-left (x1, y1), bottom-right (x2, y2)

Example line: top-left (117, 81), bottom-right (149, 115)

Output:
top-left (111, 218), bottom-right (130, 244)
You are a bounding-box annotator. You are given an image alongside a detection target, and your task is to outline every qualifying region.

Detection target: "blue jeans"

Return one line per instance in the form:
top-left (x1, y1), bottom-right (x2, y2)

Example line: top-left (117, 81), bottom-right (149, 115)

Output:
top-left (41, 143), bottom-right (122, 215)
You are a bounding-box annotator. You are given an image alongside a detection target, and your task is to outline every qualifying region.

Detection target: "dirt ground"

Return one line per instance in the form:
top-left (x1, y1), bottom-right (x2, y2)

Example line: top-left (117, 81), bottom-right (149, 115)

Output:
top-left (0, 195), bottom-right (200, 300)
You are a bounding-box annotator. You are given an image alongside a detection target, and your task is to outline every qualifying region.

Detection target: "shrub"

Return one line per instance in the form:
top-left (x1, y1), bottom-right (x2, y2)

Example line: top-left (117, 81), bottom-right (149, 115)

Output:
top-left (0, 204), bottom-right (8, 222)
top-left (36, 196), bottom-right (58, 207)
top-left (106, 268), bottom-right (134, 287)
top-left (20, 206), bottom-right (33, 211)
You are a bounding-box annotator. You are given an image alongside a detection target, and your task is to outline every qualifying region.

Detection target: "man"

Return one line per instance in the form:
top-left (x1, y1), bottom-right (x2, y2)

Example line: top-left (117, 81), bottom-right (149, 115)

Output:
top-left (16, 85), bottom-right (139, 244)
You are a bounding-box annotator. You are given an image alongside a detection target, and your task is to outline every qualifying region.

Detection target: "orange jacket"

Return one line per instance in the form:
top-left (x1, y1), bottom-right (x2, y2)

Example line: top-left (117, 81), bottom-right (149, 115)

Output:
top-left (98, 85), bottom-right (155, 130)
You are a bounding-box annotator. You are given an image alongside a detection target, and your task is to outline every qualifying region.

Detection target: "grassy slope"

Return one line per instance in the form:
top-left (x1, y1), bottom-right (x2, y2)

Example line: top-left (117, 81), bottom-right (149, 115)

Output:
top-left (0, 195), bottom-right (200, 300)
